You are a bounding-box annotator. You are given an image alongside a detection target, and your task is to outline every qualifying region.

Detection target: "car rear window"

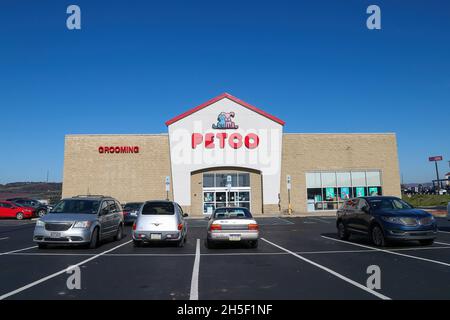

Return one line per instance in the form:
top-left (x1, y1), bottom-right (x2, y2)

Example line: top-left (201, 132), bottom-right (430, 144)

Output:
top-left (124, 203), bottom-right (142, 211)
top-left (213, 208), bottom-right (252, 219)
top-left (141, 202), bottom-right (174, 215)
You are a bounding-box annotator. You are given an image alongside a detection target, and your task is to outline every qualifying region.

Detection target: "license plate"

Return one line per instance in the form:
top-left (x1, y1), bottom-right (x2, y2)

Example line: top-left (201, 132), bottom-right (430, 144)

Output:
top-left (50, 232), bottom-right (61, 238)
top-left (150, 233), bottom-right (162, 240)
top-left (229, 234), bottom-right (241, 241)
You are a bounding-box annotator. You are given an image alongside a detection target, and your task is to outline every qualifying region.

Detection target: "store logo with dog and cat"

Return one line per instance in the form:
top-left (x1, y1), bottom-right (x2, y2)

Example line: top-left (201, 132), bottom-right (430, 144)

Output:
top-left (212, 112), bottom-right (239, 129)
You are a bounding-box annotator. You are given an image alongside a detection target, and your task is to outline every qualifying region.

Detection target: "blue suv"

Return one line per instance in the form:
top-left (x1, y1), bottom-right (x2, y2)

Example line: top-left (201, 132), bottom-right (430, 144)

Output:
top-left (336, 196), bottom-right (437, 246)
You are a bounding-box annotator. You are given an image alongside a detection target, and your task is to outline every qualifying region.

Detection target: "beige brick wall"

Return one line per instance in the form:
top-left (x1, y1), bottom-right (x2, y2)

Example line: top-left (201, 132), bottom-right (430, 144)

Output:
top-left (62, 132), bottom-right (401, 215)
top-left (62, 134), bottom-right (173, 204)
top-left (280, 133), bottom-right (401, 214)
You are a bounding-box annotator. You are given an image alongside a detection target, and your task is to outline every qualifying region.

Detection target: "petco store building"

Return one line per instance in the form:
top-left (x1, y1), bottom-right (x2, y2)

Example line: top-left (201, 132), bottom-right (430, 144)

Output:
top-left (62, 93), bottom-right (401, 216)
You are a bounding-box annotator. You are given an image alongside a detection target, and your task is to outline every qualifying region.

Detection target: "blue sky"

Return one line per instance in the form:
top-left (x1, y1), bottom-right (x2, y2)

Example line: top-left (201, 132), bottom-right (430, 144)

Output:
top-left (0, 0), bottom-right (449, 184)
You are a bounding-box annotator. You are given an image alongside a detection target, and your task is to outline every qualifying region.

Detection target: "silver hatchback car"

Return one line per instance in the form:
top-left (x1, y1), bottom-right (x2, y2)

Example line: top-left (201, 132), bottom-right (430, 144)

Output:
top-left (33, 196), bottom-right (124, 249)
top-left (206, 207), bottom-right (259, 249)
top-left (132, 200), bottom-right (188, 247)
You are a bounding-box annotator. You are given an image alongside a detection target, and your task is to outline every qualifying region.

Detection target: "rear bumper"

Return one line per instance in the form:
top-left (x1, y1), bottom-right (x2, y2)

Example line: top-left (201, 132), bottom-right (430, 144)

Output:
top-left (124, 215), bottom-right (138, 224)
top-left (208, 231), bottom-right (259, 242)
top-left (132, 230), bottom-right (182, 242)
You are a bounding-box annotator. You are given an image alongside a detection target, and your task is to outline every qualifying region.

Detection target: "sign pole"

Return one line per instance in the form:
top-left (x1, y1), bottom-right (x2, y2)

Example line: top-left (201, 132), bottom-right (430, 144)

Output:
top-left (429, 156), bottom-right (443, 193)
top-left (287, 175), bottom-right (292, 215)
top-left (435, 161), bottom-right (441, 192)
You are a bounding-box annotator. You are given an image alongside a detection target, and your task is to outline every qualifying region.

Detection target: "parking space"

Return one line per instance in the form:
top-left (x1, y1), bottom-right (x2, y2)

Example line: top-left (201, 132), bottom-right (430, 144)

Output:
top-left (1, 216), bottom-right (450, 299)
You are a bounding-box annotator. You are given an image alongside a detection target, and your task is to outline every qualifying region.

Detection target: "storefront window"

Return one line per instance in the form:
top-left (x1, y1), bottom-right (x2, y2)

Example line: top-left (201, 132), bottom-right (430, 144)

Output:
top-left (306, 171), bottom-right (382, 212)
top-left (203, 174), bottom-right (215, 188)
top-left (238, 173), bottom-right (250, 187)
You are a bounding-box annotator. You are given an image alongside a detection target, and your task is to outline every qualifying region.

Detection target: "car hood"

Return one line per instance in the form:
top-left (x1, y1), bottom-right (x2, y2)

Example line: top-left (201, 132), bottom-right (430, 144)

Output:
top-left (377, 208), bottom-right (432, 218)
top-left (40, 213), bottom-right (97, 222)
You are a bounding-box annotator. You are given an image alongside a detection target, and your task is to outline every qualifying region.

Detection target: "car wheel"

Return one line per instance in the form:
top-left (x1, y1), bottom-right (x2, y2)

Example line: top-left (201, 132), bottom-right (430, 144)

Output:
top-left (133, 240), bottom-right (142, 247)
top-left (88, 228), bottom-right (99, 249)
top-left (177, 238), bottom-right (185, 247)
top-left (371, 225), bottom-right (386, 247)
top-left (419, 239), bottom-right (434, 246)
top-left (205, 239), bottom-right (215, 249)
top-left (114, 224), bottom-right (123, 241)
top-left (249, 240), bottom-right (258, 248)
top-left (16, 212), bottom-right (24, 220)
top-left (337, 221), bottom-right (350, 240)
top-left (37, 209), bottom-right (46, 218)
top-left (38, 243), bottom-right (47, 249)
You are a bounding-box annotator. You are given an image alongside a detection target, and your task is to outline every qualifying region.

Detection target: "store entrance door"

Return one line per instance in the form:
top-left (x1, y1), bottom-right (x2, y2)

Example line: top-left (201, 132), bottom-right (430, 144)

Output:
top-left (203, 188), bottom-right (251, 215)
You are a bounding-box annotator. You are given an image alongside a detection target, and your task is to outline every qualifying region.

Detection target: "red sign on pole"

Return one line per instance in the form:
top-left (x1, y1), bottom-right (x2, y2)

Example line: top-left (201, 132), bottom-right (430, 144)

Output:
top-left (429, 156), bottom-right (443, 162)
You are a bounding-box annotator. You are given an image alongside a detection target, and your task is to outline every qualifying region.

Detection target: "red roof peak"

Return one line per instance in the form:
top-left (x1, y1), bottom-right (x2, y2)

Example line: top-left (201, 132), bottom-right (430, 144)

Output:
top-left (165, 93), bottom-right (285, 126)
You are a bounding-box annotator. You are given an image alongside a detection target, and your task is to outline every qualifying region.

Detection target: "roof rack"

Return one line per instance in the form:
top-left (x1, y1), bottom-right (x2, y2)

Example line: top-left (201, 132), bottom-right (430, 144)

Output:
top-left (73, 195), bottom-right (110, 198)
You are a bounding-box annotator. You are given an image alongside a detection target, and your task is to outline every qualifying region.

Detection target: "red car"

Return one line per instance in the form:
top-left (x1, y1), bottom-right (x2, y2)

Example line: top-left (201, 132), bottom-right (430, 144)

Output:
top-left (0, 201), bottom-right (35, 220)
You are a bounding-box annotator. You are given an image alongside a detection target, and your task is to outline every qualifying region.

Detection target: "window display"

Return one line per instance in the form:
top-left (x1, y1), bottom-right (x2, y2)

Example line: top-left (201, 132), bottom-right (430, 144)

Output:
top-left (306, 171), bottom-right (382, 212)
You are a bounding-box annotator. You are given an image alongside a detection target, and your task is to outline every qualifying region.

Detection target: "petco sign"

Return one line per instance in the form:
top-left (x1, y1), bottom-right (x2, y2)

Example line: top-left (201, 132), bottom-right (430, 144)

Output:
top-left (166, 93), bottom-right (285, 207)
top-left (191, 112), bottom-right (260, 149)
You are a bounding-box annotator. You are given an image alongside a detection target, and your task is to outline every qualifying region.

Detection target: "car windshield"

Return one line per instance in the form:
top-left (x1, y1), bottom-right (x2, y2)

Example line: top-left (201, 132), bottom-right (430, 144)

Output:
top-left (141, 202), bottom-right (174, 215)
top-left (213, 208), bottom-right (252, 219)
top-left (50, 199), bottom-right (100, 214)
top-left (124, 203), bottom-right (142, 211)
top-left (368, 198), bottom-right (413, 211)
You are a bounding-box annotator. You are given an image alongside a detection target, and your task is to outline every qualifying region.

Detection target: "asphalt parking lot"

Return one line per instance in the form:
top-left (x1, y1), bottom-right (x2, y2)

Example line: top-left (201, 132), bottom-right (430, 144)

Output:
top-left (1, 216), bottom-right (450, 300)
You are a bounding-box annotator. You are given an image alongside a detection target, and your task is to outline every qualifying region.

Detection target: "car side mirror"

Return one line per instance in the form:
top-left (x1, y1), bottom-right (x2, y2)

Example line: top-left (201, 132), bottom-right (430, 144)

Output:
top-left (100, 208), bottom-right (109, 216)
top-left (183, 213), bottom-right (189, 217)
top-left (362, 205), bottom-right (370, 213)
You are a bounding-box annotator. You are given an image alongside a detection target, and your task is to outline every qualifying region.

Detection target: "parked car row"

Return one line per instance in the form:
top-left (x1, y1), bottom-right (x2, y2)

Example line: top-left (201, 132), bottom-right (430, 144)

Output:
top-left (0, 198), bottom-right (52, 220)
top-left (28, 194), bottom-right (439, 250)
top-left (32, 195), bottom-right (260, 250)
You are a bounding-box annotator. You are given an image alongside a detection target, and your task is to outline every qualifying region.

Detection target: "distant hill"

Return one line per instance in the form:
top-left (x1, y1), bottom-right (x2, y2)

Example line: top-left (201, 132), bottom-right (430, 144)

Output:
top-left (0, 182), bottom-right (62, 204)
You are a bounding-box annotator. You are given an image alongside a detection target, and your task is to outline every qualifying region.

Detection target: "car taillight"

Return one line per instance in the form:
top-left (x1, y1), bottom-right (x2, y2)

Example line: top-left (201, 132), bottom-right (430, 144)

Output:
top-left (210, 224), bottom-right (222, 231)
top-left (132, 223), bottom-right (136, 230)
top-left (248, 224), bottom-right (259, 231)
top-left (178, 223), bottom-right (183, 231)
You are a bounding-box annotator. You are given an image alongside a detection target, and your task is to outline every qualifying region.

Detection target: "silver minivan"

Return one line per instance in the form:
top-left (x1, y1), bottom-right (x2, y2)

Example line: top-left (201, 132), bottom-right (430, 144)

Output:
top-left (132, 200), bottom-right (188, 247)
top-left (33, 196), bottom-right (124, 249)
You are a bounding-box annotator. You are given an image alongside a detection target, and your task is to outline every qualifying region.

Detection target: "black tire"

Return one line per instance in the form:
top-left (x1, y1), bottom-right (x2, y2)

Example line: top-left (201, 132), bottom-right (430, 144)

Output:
top-left (249, 240), bottom-right (258, 248)
top-left (133, 240), bottom-right (142, 247)
top-left (206, 239), bottom-right (215, 249)
top-left (38, 243), bottom-right (47, 249)
top-left (88, 228), bottom-right (99, 249)
top-left (419, 239), bottom-right (434, 246)
top-left (37, 209), bottom-right (46, 218)
top-left (337, 221), bottom-right (350, 240)
top-left (371, 224), bottom-right (387, 247)
top-left (114, 224), bottom-right (123, 241)
top-left (16, 212), bottom-right (24, 220)
top-left (177, 238), bottom-right (185, 247)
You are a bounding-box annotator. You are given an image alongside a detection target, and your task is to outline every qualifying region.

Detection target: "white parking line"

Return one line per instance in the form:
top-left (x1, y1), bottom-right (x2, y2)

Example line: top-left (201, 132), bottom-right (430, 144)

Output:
top-left (434, 241), bottom-right (450, 246)
top-left (306, 217), bottom-right (332, 224)
top-left (0, 240), bottom-right (132, 300)
top-left (261, 238), bottom-right (391, 300)
top-left (322, 236), bottom-right (450, 267)
top-left (0, 237), bottom-right (9, 241)
top-left (6, 245), bottom-right (450, 258)
top-left (275, 217), bottom-right (295, 225)
top-left (438, 230), bottom-right (450, 234)
top-left (0, 245), bottom-right (37, 256)
top-left (189, 239), bottom-right (200, 300)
